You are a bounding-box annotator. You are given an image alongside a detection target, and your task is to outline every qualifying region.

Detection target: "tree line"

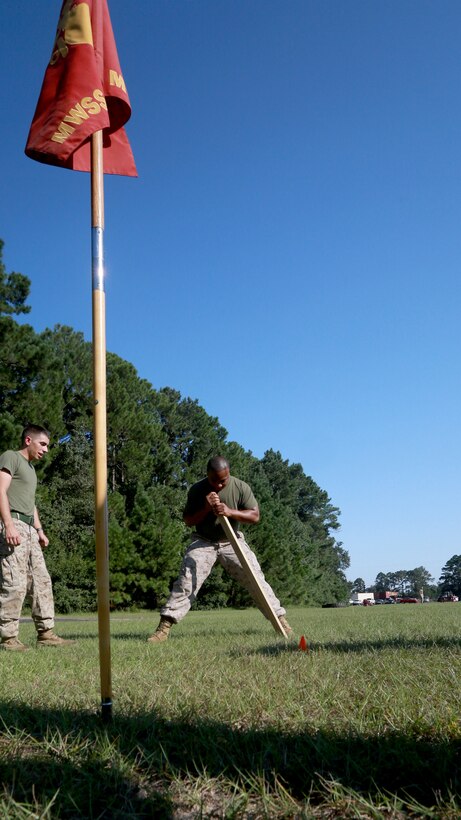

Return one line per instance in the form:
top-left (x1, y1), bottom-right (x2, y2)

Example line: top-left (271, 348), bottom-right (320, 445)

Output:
top-left (0, 240), bottom-right (350, 612)
top-left (351, 558), bottom-right (461, 600)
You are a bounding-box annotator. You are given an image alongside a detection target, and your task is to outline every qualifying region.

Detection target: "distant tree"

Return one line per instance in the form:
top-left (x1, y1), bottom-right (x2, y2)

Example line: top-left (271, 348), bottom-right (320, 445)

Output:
top-left (107, 485), bottom-right (186, 609)
top-left (439, 555), bottom-right (461, 598)
top-left (373, 567), bottom-right (436, 599)
top-left (40, 325), bottom-right (93, 437)
top-left (406, 566), bottom-right (434, 597)
top-left (0, 239), bottom-right (31, 317)
top-left (351, 578), bottom-right (366, 593)
top-left (38, 428), bottom-right (96, 612)
top-left (374, 572), bottom-right (390, 592)
top-left (258, 450), bottom-right (349, 605)
top-left (149, 387), bottom-right (229, 489)
top-left (105, 353), bottom-right (163, 496)
top-left (0, 241), bottom-right (50, 450)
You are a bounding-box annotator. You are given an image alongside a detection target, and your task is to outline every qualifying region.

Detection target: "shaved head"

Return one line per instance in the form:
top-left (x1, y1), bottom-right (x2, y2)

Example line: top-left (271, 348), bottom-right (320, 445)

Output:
top-left (207, 456), bottom-right (229, 474)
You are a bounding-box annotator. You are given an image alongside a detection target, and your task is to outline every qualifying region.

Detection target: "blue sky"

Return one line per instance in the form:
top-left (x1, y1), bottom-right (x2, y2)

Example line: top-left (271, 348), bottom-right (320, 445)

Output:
top-left (1, 1), bottom-right (460, 587)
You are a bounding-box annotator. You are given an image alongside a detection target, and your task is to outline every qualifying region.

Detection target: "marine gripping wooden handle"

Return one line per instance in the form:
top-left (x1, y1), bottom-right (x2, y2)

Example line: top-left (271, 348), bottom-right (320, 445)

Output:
top-left (219, 515), bottom-right (287, 638)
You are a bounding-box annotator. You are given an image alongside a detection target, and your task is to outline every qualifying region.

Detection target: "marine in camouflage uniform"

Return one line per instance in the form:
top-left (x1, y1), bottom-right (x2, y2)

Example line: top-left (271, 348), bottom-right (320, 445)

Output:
top-left (148, 456), bottom-right (293, 642)
top-left (0, 424), bottom-right (75, 650)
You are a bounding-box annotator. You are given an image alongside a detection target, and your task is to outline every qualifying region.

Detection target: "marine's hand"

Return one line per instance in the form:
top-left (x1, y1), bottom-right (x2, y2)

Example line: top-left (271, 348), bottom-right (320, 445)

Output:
top-left (38, 532), bottom-right (49, 548)
top-left (207, 492), bottom-right (230, 517)
top-left (206, 491), bottom-right (219, 508)
top-left (214, 501), bottom-right (231, 516)
top-left (5, 524), bottom-right (21, 546)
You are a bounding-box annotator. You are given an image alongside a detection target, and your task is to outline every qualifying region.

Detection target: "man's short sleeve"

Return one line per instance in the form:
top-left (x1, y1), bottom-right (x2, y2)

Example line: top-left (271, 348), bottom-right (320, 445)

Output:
top-left (183, 479), bottom-right (207, 517)
top-left (0, 451), bottom-right (18, 477)
top-left (237, 479), bottom-right (258, 510)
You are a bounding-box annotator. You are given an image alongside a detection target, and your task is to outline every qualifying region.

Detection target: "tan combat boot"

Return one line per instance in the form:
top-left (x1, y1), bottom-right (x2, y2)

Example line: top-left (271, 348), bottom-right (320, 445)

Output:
top-left (278, 615), bottom-right (294, 636)
top-left (37, 630), bottom-right (76, 647)
top-left (0, 637), bottom-right (30, 652)
top-left (147, 617), bottom-right (174, 643)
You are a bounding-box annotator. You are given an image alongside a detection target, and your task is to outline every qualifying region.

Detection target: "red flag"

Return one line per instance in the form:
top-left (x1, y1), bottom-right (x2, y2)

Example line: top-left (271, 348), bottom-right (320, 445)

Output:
top-left (25, 0), bottom-right (137, 176)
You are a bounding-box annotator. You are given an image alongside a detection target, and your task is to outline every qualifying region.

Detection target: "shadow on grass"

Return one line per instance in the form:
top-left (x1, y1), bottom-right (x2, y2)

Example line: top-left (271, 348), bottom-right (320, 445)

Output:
top-left (16, 627), bottom-right (280, 645)
top-left (314, 636), bottom-right (461, 653)
top-left (232, 635), bottom-right (461, 657)
top-left (0, 700), bottom-right (460, 817)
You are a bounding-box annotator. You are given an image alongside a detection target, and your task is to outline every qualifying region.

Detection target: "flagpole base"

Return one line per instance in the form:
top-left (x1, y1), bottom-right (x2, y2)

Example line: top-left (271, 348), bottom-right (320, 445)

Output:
top-left (100, 698), bottom-right (113, 723)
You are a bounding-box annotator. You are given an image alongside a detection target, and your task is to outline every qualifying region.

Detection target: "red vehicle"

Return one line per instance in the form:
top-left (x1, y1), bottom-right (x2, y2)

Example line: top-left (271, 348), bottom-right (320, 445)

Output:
top-left (397, 597), bottom-right (420, 604)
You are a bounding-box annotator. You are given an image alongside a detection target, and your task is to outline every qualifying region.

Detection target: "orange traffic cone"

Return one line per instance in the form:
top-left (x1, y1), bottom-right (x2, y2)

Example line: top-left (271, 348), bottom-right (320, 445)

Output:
top-left (298, 635), bottom-right (308, 652)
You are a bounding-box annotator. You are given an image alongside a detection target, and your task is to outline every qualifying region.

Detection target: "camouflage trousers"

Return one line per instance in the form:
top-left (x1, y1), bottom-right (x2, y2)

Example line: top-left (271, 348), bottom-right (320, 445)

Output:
top-left (0, 520), bottom-right (55, 639)
top-left (161, 531), bottom-right (286, 624)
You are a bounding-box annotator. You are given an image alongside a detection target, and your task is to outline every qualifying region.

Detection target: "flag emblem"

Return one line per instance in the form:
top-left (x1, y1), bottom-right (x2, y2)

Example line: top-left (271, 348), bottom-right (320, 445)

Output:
top-left (25, 0), bottom-right (137, 176)
top-left (51, 0), bottom-right (94, 64)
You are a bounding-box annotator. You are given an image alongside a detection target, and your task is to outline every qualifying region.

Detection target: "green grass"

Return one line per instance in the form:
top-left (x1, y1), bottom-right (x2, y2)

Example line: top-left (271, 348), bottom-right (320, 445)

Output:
top-left (0, 604), bottom-right (460, 818)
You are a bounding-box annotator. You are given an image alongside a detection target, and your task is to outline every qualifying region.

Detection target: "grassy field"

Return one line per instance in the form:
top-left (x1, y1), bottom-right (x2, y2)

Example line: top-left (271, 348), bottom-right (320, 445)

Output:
top-left (0, 604), bottom-right (460, 818)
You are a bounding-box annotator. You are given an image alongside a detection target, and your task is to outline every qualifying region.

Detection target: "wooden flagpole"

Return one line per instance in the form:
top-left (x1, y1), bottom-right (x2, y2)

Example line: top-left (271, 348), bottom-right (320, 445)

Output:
top-left (218, 516), bottom-right (287, 638)
top-left (91, 129), bottom-right (112, 721)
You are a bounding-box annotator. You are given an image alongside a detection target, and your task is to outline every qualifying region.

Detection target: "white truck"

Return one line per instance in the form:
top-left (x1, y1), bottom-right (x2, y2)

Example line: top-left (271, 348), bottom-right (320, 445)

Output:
top-left (349, 592), bottom-right (375, 605)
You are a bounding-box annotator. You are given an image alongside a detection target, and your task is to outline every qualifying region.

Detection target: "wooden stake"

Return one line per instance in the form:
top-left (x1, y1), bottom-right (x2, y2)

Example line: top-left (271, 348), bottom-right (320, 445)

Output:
top-left (218, 515), bottom-right (287, 638)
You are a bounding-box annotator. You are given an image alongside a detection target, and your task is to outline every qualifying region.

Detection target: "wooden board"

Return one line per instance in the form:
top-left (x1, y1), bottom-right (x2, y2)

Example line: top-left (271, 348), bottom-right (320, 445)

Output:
top-left (219, 515), bottom-right (287, 638)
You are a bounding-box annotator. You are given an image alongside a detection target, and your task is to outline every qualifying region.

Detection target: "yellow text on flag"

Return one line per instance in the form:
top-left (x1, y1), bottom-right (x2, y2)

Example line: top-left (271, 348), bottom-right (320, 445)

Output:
top-left (51, 89), bottom-right (107, 143)
top-left (109, 70), bottom-right (126, 93)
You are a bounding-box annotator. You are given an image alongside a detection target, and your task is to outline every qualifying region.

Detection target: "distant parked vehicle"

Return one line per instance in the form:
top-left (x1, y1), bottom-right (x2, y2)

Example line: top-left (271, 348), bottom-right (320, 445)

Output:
top-left (437, 594), bottom-right (459, 602)
top-left (397, 597), bottom-right (420, 604)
